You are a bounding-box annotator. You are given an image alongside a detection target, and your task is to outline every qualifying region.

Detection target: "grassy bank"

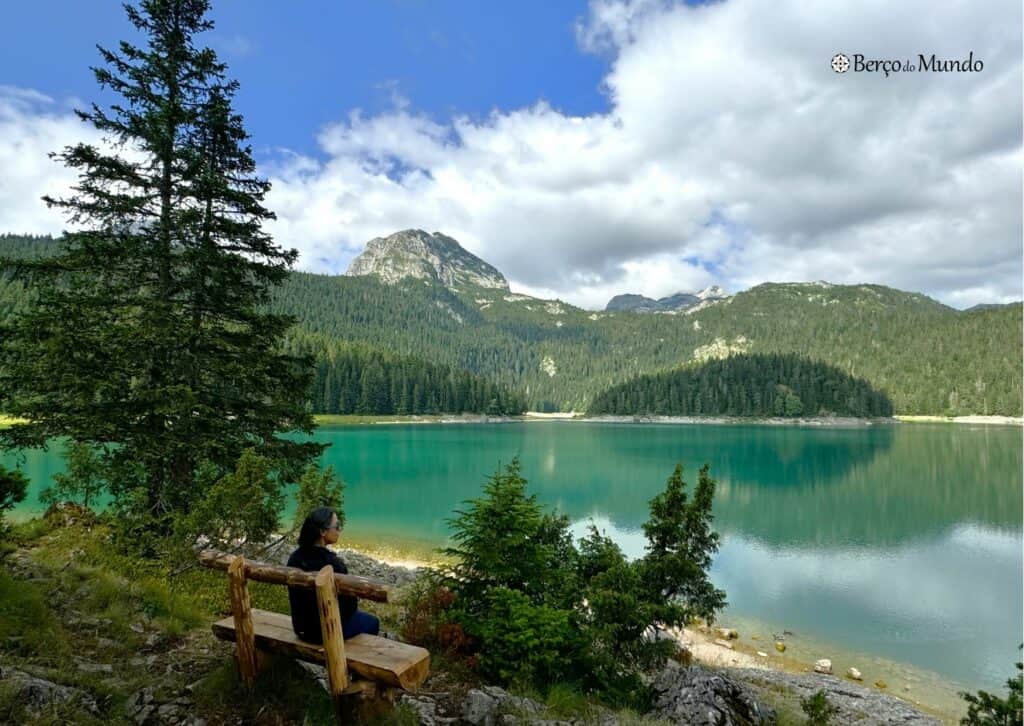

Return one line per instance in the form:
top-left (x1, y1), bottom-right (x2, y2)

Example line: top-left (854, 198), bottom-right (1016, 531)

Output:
top-left (0, 516), bottom-right (415, 725)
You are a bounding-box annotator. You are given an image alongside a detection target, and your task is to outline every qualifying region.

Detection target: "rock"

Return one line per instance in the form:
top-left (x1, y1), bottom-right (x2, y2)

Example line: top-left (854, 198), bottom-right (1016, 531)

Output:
top-left (716, 627), bottom-right (738, 640)
top-left (874, 680), bottom-right (887, 689)
top-left (674, 643), bottom-right (694, 665)
top-left (296, 661), bottom-right (330, 693)
top-left (400, 694), bottom-right (442, 725)
top-left (125, 687), bottom-right (155, 714)
top-left (462, 686), bottom-right (542, 726)
top-left (0, 667), bottom-right (100, 715)
top-left (157, 702), bottom-right (183, 719)
top-left (75, 658), bottom-right (113, 673)
top-left (846, 667), bottom-right (863, 681)
top-left (346, 230), bottom-right (510, 292)
top-left (728, 668), bottom-right (939, 725)
top-left (273, 544), bottom-right (424, 588)
top-left (814, 659), bottom-right (833, 675)
top-left (42, 501), bottom-right (97, 527)
top-left (651, 663), bottom-right (776, 725)
top-left (714, 638), bottom-right (735, 650)
top-left (462, 688), bottom-right (499, 725)
top-left (774, 641), bottom-right (786, 653)
top-left (757, 651), bottom-right (769, 658)
top-left (130, 622), bottom-right (145, 634)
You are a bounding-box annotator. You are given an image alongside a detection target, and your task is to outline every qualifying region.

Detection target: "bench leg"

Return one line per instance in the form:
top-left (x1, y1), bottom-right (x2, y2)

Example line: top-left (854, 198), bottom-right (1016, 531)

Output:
top-left (315, 566), bottom-right (349, 725)
top-left (228, 556), bottom-right (258, 688)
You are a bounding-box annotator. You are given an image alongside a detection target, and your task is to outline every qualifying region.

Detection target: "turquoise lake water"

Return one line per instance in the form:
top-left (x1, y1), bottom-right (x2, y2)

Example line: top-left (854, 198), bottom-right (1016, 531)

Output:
top-left (9, 421), bottom-right (1022, 705)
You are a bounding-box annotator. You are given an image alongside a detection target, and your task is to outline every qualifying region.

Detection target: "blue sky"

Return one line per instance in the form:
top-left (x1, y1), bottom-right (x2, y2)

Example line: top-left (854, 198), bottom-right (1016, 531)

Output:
top-left (3, 1), bottom-right (609, 159)
top-left (2, 0), bottom-right (1020, 309)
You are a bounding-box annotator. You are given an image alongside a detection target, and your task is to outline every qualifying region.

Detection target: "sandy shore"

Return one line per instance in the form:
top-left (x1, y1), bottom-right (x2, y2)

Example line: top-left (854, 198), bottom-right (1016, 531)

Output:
top-left (895, 414), bottom-right (1023, 426)
top-left (578, 414), bottom-right (882, 426)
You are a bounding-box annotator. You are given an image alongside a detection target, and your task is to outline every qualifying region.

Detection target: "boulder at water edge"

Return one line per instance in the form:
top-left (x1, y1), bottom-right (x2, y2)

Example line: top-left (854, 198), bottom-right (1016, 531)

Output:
top-left (651, 663), bottom-right (776, 725)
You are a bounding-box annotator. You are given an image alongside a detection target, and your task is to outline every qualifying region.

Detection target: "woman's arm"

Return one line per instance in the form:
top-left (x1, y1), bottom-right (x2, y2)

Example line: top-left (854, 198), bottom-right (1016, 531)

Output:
top-left (328, 552), bottom-right (359, 620)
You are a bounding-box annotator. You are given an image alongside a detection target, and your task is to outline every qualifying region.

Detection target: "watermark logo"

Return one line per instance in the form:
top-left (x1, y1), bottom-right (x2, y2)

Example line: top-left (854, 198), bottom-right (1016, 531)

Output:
top-left (831, 53), bottom-right (851, 73)
top-left (832, 52), bottom-right (984, 77)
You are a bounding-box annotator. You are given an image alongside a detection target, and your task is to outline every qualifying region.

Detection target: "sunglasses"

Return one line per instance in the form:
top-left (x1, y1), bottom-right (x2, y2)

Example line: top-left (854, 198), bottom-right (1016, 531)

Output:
top-left (323, 524), bottom-right (340, 531)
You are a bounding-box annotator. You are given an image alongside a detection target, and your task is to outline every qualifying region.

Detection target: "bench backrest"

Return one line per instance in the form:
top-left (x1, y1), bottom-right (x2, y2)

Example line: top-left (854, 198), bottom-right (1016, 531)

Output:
top-left (198, 549), bottom-right (390, 602)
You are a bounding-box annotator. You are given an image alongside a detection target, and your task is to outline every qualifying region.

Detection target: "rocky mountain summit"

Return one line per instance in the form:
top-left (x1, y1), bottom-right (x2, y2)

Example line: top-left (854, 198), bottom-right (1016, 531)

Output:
top-left (605, 285), bottom-right (729, 313)
top-left (346, 229), bottom-right (509, 291)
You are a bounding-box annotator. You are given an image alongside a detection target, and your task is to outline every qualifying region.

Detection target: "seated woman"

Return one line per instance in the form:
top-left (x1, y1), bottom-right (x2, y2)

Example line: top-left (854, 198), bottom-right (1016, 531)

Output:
top-left (287, 507), bottom-right (380, 642)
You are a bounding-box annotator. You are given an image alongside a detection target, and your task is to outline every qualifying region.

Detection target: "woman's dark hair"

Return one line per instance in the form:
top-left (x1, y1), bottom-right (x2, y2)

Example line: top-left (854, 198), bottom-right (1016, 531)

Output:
top-left (298, 507), bottom-right (336, 548)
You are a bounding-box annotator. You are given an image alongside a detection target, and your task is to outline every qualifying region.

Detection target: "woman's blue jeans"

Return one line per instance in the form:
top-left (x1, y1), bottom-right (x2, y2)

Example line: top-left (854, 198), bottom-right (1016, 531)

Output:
top-left (343, 609), bottom-right (380, 639)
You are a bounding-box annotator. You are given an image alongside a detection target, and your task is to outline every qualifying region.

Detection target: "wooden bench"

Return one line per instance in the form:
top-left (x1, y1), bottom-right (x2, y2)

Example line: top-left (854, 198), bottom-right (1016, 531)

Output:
top-left (199, 549), bottom-right (430, 722)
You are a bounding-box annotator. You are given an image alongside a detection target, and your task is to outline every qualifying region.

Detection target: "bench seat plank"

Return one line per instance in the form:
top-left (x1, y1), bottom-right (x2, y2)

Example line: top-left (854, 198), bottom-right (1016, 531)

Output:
top-left (212, 609), bottom-right (429, 691)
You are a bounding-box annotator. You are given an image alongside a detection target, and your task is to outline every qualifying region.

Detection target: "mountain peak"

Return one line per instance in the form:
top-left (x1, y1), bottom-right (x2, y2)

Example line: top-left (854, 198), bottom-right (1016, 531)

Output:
top-left (346, 230), bottom-right (509, 291)
top-left (605, 285), bottom-right (729, 313)
top-left (697, 285), bottom-right (727, 300)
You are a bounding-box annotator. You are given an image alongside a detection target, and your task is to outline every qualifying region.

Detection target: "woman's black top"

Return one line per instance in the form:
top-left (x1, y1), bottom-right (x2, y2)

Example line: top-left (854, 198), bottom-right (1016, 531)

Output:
top-left (286, 545), bottom-right (358, 643)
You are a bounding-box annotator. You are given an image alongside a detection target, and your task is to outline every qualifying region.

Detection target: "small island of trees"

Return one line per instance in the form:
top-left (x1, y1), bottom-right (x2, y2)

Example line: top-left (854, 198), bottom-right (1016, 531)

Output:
top-left (587, 352), bottom-right (894, 418)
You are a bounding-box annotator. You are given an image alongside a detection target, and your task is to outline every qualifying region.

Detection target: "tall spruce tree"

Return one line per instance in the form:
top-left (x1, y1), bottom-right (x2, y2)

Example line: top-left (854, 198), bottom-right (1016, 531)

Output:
top-left (0, 0), bottom-right (322, 530)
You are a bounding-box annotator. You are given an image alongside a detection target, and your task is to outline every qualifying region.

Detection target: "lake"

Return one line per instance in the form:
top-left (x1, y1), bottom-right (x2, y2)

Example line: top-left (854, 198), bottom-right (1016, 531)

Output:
top-left (9, 420), bottom-right (1022, 716)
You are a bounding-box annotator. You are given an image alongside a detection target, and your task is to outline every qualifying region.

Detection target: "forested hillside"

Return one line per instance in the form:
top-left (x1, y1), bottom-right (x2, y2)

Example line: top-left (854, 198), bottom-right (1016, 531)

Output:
top-left (271, 270), bottom-right (1021, 415)
top-left (289, 335), bottom-right (525, 415)
top-left (588, 353), bottom-right (893, 417)
top-left (0, 235), bottom-right (523, 417)
top-left (2, 234), bottom-right (1021, 415)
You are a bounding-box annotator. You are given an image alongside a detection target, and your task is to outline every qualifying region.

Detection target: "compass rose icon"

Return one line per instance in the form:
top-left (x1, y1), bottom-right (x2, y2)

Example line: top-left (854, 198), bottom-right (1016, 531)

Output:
top-left (831, 53), bottom-right (851, 73)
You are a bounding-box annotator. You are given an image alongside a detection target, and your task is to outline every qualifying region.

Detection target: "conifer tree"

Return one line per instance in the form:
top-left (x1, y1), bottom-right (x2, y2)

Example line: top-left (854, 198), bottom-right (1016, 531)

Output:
top-left (0, 0), bottom-right (322, 530)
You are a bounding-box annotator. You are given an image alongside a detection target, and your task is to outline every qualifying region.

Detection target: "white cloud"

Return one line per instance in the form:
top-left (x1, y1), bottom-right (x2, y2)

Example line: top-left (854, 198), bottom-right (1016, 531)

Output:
top-left (0, 88), bottom-right (102, 235)
top-left (2, 0), bottom-right (1021, 309)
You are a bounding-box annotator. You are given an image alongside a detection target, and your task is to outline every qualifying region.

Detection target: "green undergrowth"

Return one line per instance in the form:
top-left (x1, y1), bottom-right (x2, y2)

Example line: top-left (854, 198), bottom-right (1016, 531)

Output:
top-left (193, 655), bottom-right (420, 725)
top-left (0, 516), bottom-right (417, 724)
top-left (0, 516), bottom-right (461, 724)
top-left (0, 515), bottom-right (723, 725)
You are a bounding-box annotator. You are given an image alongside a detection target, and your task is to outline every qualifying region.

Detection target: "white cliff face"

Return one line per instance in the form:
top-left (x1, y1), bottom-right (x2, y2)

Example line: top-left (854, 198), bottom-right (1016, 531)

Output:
top-left (692, 336), bottom-right (750, 362)
top-left (346, 229), bottom-right (509, 291)
top-left (696, 285), bottom-right (727, 301)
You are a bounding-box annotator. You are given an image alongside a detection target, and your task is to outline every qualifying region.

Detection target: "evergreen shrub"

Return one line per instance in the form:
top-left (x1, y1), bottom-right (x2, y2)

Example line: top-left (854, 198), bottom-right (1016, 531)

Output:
top-left (410, 457), bottom-right (726, 707)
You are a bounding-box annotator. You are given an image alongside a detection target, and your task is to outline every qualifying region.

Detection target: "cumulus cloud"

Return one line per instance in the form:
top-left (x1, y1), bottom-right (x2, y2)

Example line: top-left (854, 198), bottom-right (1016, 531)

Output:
top-left (0, 87), bottom-right (103, 234)
top-left (261, 0), bottom-right (1021, 308)
top-left (2, 0), bottom-right (1021, 309)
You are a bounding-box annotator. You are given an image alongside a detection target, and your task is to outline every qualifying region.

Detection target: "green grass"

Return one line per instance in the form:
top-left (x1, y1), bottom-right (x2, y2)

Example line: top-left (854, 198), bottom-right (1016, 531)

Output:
top-left (193, 655), bottom-right (337, 725)
top-left (0, 679), bottom-right (106, 726)
top-left (0, 572), bottom-right (72, 663)
top-left (0, 516), bottom-right (449, 724)
top-left (500, 682), bottom-right (674, 724)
